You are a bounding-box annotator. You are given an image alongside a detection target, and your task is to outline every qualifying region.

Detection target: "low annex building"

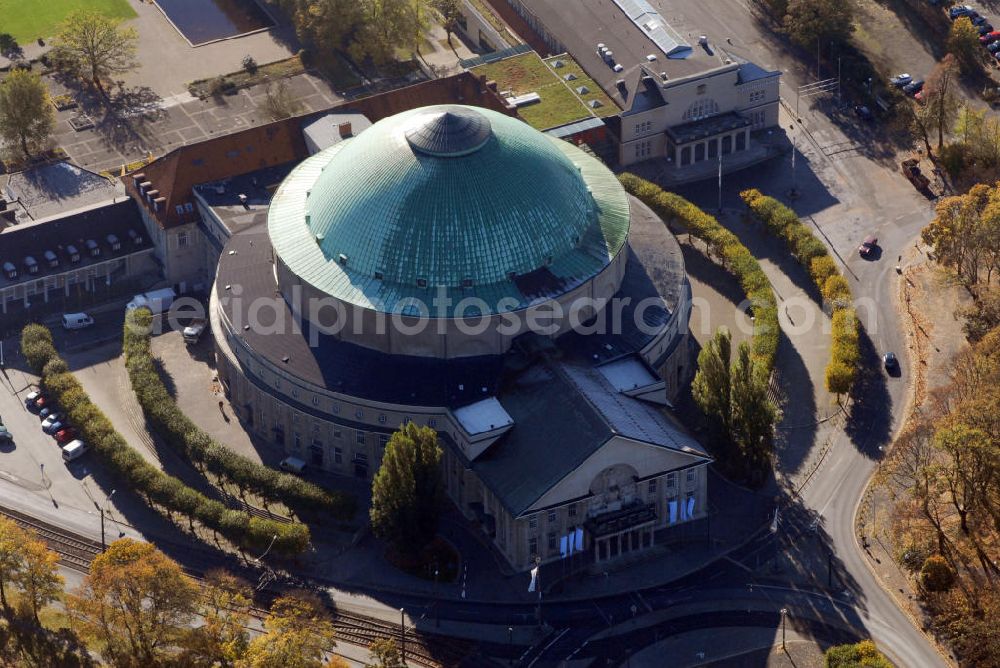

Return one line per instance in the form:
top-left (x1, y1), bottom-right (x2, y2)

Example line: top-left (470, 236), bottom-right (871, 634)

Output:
top-left (209, 103), bottom-right (711, 572)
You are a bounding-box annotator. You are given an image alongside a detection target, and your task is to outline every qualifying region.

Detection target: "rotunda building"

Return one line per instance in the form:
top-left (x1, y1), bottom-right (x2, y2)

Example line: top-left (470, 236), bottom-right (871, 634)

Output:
top-left (211, 104), bottom-right (709, 572)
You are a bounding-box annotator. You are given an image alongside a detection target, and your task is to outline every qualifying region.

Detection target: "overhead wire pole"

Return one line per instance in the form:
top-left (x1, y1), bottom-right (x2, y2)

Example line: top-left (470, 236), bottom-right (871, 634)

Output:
top-left (795, 78), bottom-right (840, 120)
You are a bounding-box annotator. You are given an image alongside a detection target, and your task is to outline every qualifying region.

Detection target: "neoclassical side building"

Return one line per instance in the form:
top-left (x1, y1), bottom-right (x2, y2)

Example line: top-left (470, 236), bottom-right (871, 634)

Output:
top-left (210, 104), bottom-right (710, 572)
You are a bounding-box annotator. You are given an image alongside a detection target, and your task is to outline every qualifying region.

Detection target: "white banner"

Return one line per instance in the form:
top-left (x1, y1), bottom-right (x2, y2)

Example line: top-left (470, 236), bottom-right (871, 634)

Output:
top-left (528, 566), bottom-right (538, 592)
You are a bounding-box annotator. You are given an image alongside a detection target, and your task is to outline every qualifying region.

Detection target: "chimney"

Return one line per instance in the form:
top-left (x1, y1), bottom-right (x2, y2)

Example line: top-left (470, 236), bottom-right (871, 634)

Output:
top-left (338, 121), bottom-right (353, 139)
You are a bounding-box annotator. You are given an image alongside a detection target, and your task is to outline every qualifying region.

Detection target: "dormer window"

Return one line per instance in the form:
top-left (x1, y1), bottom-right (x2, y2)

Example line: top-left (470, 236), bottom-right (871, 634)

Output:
top-left (24, 256), bottom-right (38, 274)
top-left (2, 262), bottom-right (16, 279)
top-left (86, 240), bottom-right (100, 257)
top-left (416, 277), bottom-right (428, 288)
top-left (66, 245), bottom-right (80, 263)
top-left (128, 229), bottom-right (144, 245)
top-left (106, 234), bottom-right (121, 251)
top-left (44, 250), bottom-right (58, 268)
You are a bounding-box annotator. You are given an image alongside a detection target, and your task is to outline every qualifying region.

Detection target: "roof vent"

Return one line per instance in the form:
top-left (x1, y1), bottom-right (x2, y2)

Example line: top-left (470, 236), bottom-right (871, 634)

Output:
top-left (575, 85), bottom-right (590, 94)
top-left (373, 270), bottom-right (384, 280)
top-left (416, 277), bottom-right (428, 288)
top-left (589, 100), bottom-right (603, 108)
top-left (552, 59), bottom-right (564, 68)
top-left (338, 253), bottom-right (348, 265)
top-left (563, 73), bottom-right (577, 81)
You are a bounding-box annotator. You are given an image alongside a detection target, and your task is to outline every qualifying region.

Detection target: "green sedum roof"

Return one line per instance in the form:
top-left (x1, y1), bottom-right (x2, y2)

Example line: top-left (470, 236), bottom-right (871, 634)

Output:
top-left (268, 105), bottom-right (629, 317)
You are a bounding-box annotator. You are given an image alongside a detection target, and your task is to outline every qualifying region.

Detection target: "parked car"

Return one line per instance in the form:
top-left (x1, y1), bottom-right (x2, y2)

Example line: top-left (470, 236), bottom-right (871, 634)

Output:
top-left (883, 352), bottom-right (899, 370)
top-left (854, 105), bottom-right (874, 121)
top-left (858, 235), bottom-right (879, 258)
top-left (44, 421), bottom-right (65, 436)
top-left (979, 23), bottom-right (995, 35)
top-left (988, 40), bottom-right (1000, 52)
top-left (0, 419), bottom-right (11, 444)
top-left (28, 395), bottom-right (49, 413)
top-left (980, 30), bottom-right (1000, 43)
top-left (903, 79), bottom-right (925, 95)
top-left (61, 312), bottom-right (94, 330)
top-left (55, 428), bottom-right (77, 445)
top-left (24, 390), bottom-right (43, 407)
top-left (890, 73), bottom-right (912, 87)
top-left (914, 90), bottom-right (925, 104)
top-left (40, 413), bottom-right (64, 432)
top-left (973, 14), bottom-right (989, 26)
top-left (950, 5), bottom-right (975, 19)
top-left (61, 440), bottom-right (88, 462)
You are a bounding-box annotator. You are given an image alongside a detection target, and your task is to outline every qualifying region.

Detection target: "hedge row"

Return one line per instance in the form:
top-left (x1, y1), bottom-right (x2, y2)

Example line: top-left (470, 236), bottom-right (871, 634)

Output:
top-left (19, 324), bottom-right (310, 555)
top-left (740, 189), bottom-right (859, 395)
top-left (619, 173), bottom-right (779, 375)
top-left (123, 308), bottom-right (353, 519)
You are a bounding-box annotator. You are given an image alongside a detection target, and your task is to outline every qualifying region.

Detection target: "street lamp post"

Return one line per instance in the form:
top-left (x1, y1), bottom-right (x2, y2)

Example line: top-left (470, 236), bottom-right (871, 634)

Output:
top-left (789, 126), bottom-right (799, 199)
top-left (507, 626), bottom-right (513, 666)
top-left (534, 557), bottom-right (543, 628)
top-left (780, 608), bottom-right (788, 651)
top-left (93, 489), bottom-right (116, 552)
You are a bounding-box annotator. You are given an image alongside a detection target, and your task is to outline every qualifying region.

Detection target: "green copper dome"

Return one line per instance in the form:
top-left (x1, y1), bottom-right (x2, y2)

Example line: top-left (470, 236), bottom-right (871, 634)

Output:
top-left (268, 104), bottom-right (630, 316)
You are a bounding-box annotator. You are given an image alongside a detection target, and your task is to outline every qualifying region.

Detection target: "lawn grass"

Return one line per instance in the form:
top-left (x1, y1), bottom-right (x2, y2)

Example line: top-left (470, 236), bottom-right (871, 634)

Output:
top-left (473, 51), bottom-right (621, 130)
top-left (0, 0), bottom-right (136, 43)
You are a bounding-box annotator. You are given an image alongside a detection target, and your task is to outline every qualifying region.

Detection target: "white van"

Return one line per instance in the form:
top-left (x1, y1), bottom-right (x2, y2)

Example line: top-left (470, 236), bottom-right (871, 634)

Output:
top-left (61, 313), bottom-right (94, 330)
top-left (61, 439), bottom-right (88, 462)
top-left (279, 456), bottom-right (307, 474)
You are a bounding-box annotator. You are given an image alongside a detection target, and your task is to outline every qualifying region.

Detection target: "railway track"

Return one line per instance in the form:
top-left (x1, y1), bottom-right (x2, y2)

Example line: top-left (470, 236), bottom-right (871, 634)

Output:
top-left (0, 506), bottom-right (473, 667)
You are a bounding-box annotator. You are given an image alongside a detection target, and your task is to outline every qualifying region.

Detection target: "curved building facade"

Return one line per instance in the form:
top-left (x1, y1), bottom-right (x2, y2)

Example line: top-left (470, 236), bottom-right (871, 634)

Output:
top-left (211, 105), bottom-right (710, 572)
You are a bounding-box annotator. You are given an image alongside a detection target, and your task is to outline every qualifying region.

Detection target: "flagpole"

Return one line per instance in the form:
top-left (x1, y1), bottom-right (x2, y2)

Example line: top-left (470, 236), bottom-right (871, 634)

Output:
top-left (535, 556), bottom-right (542, 628)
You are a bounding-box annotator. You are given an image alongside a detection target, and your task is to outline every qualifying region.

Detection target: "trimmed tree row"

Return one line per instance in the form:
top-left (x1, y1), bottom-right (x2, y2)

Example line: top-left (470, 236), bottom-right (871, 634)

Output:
top-left (619, 173), bottom-right (779, 376)
top-left (122, 308), bottom-right (353, 520)
top-left (19, 324), bottom-right (310, 556)
top-left (739, 189), bottom-right (860, 397)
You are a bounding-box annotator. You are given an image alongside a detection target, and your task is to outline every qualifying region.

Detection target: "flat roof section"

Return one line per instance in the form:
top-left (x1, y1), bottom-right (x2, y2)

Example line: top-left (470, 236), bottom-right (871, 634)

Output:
top-left (517, 0), bottom-right (727, 106)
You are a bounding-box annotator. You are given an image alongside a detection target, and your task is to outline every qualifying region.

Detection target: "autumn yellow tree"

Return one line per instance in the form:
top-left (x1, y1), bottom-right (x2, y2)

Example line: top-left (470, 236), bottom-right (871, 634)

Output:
top-left (68, 539), bottom-right (199, 666)
top-left (239, 591), bottom-right (337, 668)
top-left (179, 570), bottom-right (253, 667)
top-left (0, 517), bottom-right (26, 613)
top-left (15, 538), bottom-right (63, 624)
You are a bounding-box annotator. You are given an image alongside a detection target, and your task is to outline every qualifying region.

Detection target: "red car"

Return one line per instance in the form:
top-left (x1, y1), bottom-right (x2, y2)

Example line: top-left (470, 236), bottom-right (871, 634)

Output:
top-left (980, 30), bottom-right (1000, 43)
top-left (859, 235), bottom-right (878, 257)
top-left (54, 427), bottom-right (77, 445)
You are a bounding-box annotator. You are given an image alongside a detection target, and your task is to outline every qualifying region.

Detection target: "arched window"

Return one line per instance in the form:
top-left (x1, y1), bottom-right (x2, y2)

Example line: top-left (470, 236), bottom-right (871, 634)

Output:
top-left (683, 98), bottom-right (719, 122)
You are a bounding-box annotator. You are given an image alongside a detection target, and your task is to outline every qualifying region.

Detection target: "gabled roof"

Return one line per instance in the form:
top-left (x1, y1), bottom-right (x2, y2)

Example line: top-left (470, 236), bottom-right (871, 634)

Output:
top-left (472, 360), bottom-right (709, 516)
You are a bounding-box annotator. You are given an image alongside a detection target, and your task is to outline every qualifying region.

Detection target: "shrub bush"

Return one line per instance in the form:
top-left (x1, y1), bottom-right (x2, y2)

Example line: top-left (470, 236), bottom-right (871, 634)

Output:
top-left (19, 324), bottom-right (307, 555)
top-left (740, 190), bottom-right (860, 397)
top-left (620, 174), bottom-right (779, 375)
top-left (122, 309), bottom-right (354, 519)
top-left (921, 555), bottom-right (955, 592)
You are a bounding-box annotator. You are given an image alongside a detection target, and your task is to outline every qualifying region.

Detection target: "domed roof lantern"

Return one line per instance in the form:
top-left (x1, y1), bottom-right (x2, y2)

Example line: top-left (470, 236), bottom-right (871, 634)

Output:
top-left (404, 107), bottom-right (493, 157)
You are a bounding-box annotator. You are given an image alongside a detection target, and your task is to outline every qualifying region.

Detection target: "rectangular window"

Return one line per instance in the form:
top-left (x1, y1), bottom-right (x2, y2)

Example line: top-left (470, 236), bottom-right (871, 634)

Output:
top-left (528, 537), bottom-right (537, 557)
top-left (379, 434), bottom-right (389, 447)
top-left (334, 447), bottom-right (342, 464)
top-left (177, 231), bottom-right (190, 248)
top-left (666, 472), bottom-right (676, 488)
top-left (528, 515), bottom-right (538, 530)
top-left (648, 479), bottom-right (657, 494)
top-left (354, 452), bottom-right (368, 463)
top-left (547, 510), bottom-right (557, 524)
top-left (547, 532), bottom-right (557, 552)
top-left (568, 504), bottom-right (576, 518)
top-left (686, 469), bottom-right (696, 485)
top-left (356, 430), bottom-right (366, 445)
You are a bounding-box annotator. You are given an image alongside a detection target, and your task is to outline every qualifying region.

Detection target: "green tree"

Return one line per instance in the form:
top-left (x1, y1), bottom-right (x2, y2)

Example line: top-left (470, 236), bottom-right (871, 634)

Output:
top-left (0, 69), bottom-right (55, 158)
top-left (730, 341), bottom-right (777, 478)
top-left (15, 538), bottom-right (63, 624)
top-left (783, 0), bottom-right (855, 49)
top-left (352, 0), bottom-right (429, 65)
top-left (52, 11), bottom-right (138, 95)
top-left (179, 571), bottom-right (253, 667)
top-left (947, 16), bottom-right (981, 72)
top-left (366, 638), bottom-right (404, 668)
top-left (432, 0), bottom-right (463, 46)
top-left (370, 423), bottom-right (444, 558)
top-left (240, 592), bottom-right (337, 668)
top-left (691, 327), bottom-right (733, 433)
top-left (67, 539), bottom-right (199, 666)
